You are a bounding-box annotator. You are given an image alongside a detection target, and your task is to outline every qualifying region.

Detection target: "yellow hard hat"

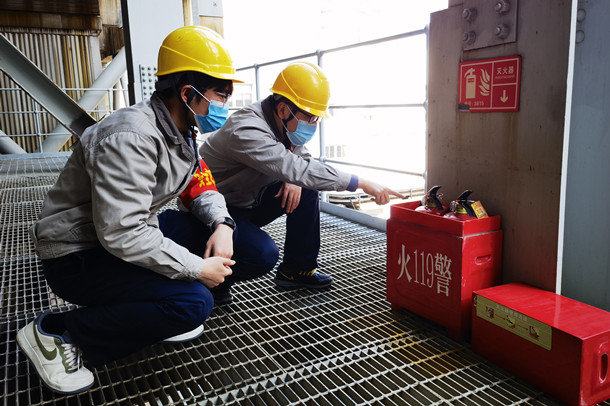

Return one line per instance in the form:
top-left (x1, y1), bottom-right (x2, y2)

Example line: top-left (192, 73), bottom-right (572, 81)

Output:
top-left (156, 26), bottom-right (242, 82)
top-left (270, 62), bottom-right (330, 118)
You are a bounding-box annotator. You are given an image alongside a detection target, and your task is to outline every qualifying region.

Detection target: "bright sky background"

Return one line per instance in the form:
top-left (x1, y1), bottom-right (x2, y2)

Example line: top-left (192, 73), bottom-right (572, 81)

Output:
top-left (221, 1), bottom-right (448, 193)
top-left (223, 0), bottom-right (448, 68)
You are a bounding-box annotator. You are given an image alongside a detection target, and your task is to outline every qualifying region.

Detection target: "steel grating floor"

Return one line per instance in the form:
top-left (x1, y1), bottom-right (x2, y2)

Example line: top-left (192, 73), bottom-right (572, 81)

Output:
top-left (0, 153), bottom-right (604, 406)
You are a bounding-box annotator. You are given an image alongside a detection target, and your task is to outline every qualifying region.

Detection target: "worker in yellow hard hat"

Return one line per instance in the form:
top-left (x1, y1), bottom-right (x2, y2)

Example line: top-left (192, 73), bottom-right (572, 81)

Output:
top-left (18, 26), bottom-right (251, 394)
top-left (201, 61), bottom-right (404, 294)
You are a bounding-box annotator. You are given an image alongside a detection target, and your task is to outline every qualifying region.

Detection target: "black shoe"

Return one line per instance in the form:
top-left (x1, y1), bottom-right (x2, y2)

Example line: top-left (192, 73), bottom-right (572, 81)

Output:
top-left (274, 269), bottom-right (332, 289)
top-left (212, 288), bottom-right (233, 305)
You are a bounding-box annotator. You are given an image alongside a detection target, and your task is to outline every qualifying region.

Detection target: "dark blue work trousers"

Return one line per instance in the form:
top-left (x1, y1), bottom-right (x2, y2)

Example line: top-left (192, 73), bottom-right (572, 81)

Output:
top-left (228, 182), bottom-right (320, 274)
top-left (42, 208), bottom-right (275, 366)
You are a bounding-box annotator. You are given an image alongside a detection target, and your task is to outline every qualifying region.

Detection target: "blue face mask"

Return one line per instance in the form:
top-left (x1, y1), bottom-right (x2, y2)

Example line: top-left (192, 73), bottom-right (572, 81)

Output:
top-left (186, 87), bottom-right (229, 134)
top-left (283, 109), bottom-right (318, 146)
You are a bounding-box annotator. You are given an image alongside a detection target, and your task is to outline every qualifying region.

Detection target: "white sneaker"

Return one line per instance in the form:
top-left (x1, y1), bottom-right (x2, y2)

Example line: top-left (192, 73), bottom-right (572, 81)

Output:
top-left (162, 325), bottom-right (204, 343)
top-left (17, 313), bottom-right (94, 394)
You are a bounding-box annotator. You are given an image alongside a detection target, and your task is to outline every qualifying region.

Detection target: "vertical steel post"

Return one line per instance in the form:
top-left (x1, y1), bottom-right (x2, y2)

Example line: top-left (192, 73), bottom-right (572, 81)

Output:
top-left (317, 49), bottom-right (329, 203)
top-left (254, 64), bottom-right (260, 101)
top-left (33, 100), bottom-right (43, 153)
top-left (424, 25), bottom-right (430, 188)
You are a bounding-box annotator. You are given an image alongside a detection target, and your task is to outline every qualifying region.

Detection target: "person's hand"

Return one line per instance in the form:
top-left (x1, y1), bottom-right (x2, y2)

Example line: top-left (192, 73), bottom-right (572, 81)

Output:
top-left (197, 257), bottom-right (234, 288)
top-left (274, 182), bottom-right (302, 213)
top-left (204, 224), bottom-right (234, 259)
top-left (358, 178), bottom-right (406, 205)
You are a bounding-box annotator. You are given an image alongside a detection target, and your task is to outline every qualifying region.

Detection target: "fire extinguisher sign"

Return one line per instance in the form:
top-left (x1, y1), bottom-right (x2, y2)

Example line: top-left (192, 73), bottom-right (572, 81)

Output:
top-left (458, 55), bottom-right (521, 112)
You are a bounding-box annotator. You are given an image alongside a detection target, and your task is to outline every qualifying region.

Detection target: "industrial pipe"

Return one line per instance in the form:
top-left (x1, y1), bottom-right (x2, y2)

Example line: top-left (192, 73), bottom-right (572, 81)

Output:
top-left (0, 129), bottom-right (27, 154)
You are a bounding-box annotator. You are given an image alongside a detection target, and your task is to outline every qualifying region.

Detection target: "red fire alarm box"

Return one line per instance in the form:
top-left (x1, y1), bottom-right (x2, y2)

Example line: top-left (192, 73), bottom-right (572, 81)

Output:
top-left (386, 201), bottom-right (502, 340)
top-left (472, 283), bottom-right (610, 406)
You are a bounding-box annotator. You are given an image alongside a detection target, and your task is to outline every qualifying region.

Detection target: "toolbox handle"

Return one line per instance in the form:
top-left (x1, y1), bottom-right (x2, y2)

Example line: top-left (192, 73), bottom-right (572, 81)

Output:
top-left (475, 254), bottom-right (492, 265)
top-left (601, 352), bottom-right (608, 383)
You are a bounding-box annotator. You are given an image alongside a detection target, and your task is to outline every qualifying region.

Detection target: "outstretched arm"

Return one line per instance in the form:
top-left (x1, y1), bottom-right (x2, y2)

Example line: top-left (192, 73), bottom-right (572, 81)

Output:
top-left (358, 178), bottom-right (406, 205)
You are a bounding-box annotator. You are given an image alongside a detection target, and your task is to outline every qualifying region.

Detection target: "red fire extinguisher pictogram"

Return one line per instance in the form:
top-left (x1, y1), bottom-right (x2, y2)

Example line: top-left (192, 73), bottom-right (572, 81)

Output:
top-left (465, 68), bottom-right (477, 99)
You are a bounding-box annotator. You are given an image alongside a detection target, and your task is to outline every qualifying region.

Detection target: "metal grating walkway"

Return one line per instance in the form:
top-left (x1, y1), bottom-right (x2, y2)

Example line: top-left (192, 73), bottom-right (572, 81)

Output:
top-left (0, 153), bottom-right (601, 406)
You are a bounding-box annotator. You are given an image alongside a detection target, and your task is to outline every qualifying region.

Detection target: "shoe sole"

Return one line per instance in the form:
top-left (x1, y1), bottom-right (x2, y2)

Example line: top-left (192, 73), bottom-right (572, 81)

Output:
top-left (17, 329), bottom-right (94, 395)
top-left (163, 324), bottom-right (204, 343)
top-left (274, 278), bottom-right (332, 289)
top-left (214, 298), bottom-right (233, 306)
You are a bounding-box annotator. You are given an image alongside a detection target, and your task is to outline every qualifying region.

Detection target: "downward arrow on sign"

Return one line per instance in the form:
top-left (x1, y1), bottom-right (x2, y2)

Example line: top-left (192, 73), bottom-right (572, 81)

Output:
top-left (500, 90), bottom-right (508, 103)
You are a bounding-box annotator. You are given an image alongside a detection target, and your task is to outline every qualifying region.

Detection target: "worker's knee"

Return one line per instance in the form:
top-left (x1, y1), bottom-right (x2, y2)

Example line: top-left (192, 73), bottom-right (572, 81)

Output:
top-left (241, 236), bottom-right (279, 278)
top-left (190, 283), bottom-right (214, 325)
top-left (300, 188), bottom-right (319, 203)
top-left (258, 238), bottom-right (279, 274)
top-left (168, 283), bottom-right (214, 330)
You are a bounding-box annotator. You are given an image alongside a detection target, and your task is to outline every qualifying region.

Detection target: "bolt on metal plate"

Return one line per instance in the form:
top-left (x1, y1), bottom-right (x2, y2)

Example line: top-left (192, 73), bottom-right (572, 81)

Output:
top-left (462, 0), bottom-right (518, 50)
top-left (139, 65), bottom-right (158, 100)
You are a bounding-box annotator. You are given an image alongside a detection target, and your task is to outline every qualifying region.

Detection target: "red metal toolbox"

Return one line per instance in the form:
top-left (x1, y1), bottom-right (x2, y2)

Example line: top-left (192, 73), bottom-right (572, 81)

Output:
top-left (386, 201), bottom-right (502, 340)
top-left (472, 283), bottom-right (610, 406)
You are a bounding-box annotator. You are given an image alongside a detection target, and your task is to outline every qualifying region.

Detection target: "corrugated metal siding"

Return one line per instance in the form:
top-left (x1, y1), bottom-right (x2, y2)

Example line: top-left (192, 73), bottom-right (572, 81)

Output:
top-left (0, 28), bottom-right (100, 152)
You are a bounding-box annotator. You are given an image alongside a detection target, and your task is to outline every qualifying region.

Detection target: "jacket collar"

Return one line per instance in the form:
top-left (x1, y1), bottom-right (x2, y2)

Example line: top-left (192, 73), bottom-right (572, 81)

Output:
top-left (151, 92), bottom-right (195, 161)
top-left (261, 96), bottom-right (291, 150)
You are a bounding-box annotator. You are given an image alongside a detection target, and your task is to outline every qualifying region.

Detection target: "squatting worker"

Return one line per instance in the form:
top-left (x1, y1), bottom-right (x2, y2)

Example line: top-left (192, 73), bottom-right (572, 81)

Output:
top-left (201, 62), bottom-right (405, 297)
top-left (16, 26), bottom-right (269, 395)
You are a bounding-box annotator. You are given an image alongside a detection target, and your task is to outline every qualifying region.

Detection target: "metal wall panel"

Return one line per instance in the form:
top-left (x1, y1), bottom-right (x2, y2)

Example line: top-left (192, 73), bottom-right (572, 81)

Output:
top-left (562, 0), bottom-right (610, 310)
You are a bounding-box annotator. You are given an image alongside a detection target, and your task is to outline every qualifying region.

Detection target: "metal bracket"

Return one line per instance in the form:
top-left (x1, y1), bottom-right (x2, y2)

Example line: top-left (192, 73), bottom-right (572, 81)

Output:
top-left (139, 65), bottom-right (157, 100)
top-left (461, 0), bottom-right (518, 51)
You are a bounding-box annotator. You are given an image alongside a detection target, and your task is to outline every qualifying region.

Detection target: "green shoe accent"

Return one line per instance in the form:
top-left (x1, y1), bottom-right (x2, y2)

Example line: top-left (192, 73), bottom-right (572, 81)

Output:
top-left (33, 324), bottom-right (57, 361)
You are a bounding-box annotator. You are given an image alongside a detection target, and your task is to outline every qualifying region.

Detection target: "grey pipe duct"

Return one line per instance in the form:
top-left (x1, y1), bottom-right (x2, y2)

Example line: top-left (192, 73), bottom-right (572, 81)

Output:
top-left (0, 130), bottom-right (27, 154)
top-left (42, 48), bottom-right (127, 152)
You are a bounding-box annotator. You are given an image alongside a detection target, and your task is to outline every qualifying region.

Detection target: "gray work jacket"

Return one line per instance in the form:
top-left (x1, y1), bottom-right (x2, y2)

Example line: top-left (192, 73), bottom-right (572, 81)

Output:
top-left (31, 93), bottom-right (230, 280)
top-left (201, 96), bottom-right (357, 208)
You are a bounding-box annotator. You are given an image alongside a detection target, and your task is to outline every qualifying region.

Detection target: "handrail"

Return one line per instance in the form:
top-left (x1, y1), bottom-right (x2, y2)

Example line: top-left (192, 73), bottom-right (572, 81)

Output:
top-left (320, 158), bottom-right (424, 178)
top-left (236, 28), bottom-right (426, 71)
top-left (330, 103), bottom-right (425, 109)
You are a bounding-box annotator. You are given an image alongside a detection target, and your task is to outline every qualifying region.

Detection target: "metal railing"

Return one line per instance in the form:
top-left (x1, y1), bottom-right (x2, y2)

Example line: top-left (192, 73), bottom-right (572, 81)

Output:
top-left (235, 28), bottom-right (429, 201)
